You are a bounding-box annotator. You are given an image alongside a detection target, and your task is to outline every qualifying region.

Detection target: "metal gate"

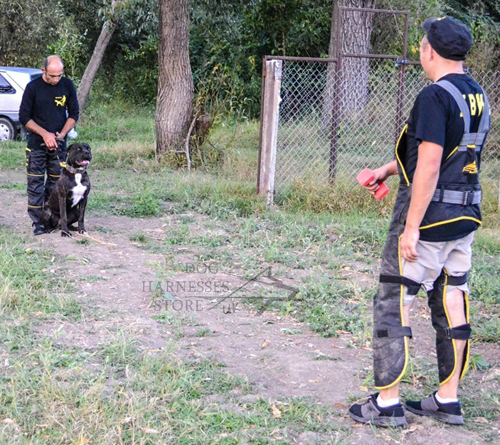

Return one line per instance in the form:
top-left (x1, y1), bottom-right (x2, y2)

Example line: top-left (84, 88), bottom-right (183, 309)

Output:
top-left (257, 7), bottom-right (499, 202)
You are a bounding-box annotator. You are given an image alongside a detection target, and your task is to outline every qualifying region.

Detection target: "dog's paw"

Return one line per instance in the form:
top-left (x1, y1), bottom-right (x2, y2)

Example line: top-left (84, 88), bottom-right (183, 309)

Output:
top-left (78, 229), bottom-right (86, 234)
top-left (61, 230), bottom-right (72, 237)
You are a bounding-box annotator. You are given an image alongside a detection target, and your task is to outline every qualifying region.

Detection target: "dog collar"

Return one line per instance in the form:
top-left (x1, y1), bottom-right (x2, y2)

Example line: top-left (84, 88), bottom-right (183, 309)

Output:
top-left (63, 163), bottom-right (88, 174)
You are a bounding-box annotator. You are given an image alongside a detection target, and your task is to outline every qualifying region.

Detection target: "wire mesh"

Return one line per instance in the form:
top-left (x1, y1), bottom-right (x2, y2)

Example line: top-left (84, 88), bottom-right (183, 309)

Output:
top-left (274, 58), bottom-right (499, 192)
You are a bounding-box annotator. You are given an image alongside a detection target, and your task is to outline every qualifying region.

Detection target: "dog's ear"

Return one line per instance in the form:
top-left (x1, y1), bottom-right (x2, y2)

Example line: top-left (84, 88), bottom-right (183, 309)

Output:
top-left (67, 143), bottom-right (76, 151)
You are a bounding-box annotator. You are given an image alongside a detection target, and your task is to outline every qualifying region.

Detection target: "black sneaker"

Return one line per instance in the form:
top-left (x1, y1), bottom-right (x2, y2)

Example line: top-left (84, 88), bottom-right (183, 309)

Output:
top-left (404, 392), bottom-right (464, 425)
top-left (348, 393), bottom-right (407, 427)
top-left (33, 223), bottom-right (46, 236)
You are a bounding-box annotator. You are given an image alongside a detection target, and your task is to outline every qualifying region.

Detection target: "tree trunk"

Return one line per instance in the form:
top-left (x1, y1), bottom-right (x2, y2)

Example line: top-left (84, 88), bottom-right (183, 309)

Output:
top-left (329, 0), bottom-right (376, 62)
top-left (324, 0), bottom-right (376, 122)
top-left (156, 0), bottom-right (194, 155)
top-left (77, 1), bottom-right (120, 111)
top-left (323, 0), bottom-right (375, 179)
top-left (335, 0), bottom-right (376, 113)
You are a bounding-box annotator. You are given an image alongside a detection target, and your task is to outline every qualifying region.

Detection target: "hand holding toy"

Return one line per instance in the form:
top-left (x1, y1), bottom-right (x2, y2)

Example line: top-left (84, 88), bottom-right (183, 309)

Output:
top-left (357, 168), bottom-right (389, 200)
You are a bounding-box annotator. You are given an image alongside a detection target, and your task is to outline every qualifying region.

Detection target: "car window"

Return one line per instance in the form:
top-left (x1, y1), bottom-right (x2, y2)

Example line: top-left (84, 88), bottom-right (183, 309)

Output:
top-left (0, 74), bottom-right (16, 94)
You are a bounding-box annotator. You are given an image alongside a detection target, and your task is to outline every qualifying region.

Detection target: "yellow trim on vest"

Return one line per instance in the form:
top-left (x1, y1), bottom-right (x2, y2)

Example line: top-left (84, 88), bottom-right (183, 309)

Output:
top-left (28, 205), bottom-right (43, 208)
top-left (460, 292), bottom-right (471, 380)
top-left (25, 147), bottom-right (31, 152)
top-left (48, 174), bottom-right (61, 178)
top-left (27, 173), bottom-right (44, 177)
top-left (420, 217), bottom-right (482, 230)
top-left (440, 274), bottom-right (458, 386)
top-left (445, 146), bottom-right (459, 161)
top-left (395, 124), bottom-right (410, 186)
top-left (374, 234), bottom-right (409, 390)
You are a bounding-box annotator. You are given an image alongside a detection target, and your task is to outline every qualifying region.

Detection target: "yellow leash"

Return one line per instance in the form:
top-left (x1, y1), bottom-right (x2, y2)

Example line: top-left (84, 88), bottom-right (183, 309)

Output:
top-left (73, 231), bottom-right (117, 247)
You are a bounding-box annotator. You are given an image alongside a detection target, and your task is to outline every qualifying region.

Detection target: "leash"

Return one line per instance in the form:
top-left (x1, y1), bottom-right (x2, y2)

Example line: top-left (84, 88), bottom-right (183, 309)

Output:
top-left (73, 231), bottom-right (117, 247)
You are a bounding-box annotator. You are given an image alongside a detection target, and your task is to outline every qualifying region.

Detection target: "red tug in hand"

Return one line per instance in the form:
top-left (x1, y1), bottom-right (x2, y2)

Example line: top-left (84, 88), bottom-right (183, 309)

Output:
top-left (357, 168), bottom-right (389, 200)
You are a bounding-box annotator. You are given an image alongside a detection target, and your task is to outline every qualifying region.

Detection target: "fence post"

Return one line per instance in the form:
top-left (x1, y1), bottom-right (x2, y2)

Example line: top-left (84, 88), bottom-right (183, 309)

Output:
top-left (329, 4), bottom-right (343, 182)
top-left (258, 59), bottom-right (282, 206)
top-left (395, 13), bottom-right (409, 143)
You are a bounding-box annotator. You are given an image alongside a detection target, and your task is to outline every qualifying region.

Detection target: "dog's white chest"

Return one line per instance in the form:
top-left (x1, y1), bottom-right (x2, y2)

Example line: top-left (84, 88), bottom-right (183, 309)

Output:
top-left (71, 173), bottom-right (87, 207)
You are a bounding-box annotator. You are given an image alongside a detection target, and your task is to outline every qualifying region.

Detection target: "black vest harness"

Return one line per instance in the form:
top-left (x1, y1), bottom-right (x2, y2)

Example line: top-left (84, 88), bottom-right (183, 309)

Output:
top-left (395, 80), bottom-right (490, 230)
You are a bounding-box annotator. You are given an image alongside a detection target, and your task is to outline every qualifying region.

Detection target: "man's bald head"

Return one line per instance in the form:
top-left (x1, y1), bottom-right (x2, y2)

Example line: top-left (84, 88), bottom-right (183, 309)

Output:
top-left (44, 55), bottom-right (64, 71)
top-left (42, 55), bottom-right (65, 85)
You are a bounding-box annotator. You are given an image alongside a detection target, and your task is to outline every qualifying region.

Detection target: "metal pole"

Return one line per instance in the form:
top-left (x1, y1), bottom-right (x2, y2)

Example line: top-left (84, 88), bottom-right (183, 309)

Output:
top-left (329, 4), bottom-right (343, 181)
top-left (257, 57), bottom-right (267, 194)
top-left (263, 54), bottom-right (418, 64)
top-left (395, 13), bottom-right (410, 143)
top-left (265, 56), bottom-right (337, 63)
top-left (341, 7), bottom-right (409, 15)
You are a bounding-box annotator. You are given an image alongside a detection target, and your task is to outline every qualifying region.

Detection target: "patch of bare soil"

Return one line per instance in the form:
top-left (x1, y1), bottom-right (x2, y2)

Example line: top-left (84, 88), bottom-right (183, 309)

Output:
top-left (0, 170), bottom-right (498, 444)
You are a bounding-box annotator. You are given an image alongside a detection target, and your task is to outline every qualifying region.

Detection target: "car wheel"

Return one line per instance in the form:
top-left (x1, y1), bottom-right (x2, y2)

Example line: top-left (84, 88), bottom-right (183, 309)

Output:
top-left (0, 117), bottom-right (16, 141)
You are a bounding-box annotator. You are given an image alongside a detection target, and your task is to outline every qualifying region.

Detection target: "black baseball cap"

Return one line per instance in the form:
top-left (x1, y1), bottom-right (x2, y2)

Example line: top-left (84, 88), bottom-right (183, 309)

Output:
top-left (422, 17), bottom-right (473, 61)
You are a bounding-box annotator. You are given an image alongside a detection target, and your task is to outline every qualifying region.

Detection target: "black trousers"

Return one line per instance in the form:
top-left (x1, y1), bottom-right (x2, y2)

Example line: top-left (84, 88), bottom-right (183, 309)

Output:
top-left (26, 140), bottom-right (67, 225)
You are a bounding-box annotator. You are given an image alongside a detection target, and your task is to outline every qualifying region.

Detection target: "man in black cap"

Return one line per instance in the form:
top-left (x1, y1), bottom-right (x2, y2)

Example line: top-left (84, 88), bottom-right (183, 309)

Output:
top-left (348, 17), bottom-right (490, 427)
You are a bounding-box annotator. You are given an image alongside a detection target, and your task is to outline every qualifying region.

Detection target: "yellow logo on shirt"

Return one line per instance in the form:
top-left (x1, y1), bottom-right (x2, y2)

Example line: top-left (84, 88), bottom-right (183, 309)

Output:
top-left (461, 93), bottom-right (485, 116)
top-left (55, 95), bottom-right (66, 107)
top-left (463, 161), bottom-right (478, 174)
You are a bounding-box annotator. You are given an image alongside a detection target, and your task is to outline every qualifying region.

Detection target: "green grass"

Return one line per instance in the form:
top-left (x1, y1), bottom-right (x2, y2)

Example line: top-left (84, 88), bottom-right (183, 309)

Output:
top-left (292, 275), bottom-right (373, 340)
top-left (0, 140), bottom-right (26, 169)
top-left (85, 169), bottom-right (267, 219)
top-left (0, 228), bottom-right (80, 319)
top-left (0, 182), bottom-right (24, 190)
top-left (78, 100), bottom-right (156, 145)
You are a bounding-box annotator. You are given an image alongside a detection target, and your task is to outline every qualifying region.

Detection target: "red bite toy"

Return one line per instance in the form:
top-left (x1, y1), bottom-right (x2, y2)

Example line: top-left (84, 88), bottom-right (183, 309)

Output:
top-left (356, 168), bottom-right (389, 200)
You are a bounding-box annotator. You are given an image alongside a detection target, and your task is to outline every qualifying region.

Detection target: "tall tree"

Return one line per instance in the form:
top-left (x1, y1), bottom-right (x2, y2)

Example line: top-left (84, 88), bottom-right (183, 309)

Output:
top-left (156, 0), bottom-right (194, 155)
top-left (77, 1), bottom-right (122, 111)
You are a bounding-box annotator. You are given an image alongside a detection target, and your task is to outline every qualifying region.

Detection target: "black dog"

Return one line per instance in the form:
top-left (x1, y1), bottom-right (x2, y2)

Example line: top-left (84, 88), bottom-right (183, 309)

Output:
top-left (42, 143), bottom-right (92, 237)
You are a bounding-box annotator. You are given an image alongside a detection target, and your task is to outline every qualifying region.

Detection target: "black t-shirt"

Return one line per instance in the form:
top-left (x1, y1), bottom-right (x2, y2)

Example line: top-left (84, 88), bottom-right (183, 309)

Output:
top-left (404, 73), bottom-right (486, 241)
top-left (19, 76), bottom-right (79, 143)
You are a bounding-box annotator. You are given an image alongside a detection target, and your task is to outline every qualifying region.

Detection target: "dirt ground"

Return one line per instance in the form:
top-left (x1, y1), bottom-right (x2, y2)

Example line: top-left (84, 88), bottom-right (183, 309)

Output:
top-left (1, 170), bottom-right (499, 444)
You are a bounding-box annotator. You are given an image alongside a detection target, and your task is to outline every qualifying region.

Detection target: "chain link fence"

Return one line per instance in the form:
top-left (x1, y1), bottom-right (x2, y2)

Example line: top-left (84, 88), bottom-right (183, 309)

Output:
top-left (272, 57), bottom-right (499, 192)
top-left (258, 7), bottom-right (499, 198)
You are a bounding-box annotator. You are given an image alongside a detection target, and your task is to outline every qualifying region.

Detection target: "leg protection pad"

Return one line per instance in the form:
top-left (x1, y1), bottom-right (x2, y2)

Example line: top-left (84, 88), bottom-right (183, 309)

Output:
top-left (428, 271), bottom-right (471, 384)
top-left (373, 279), bottom-right (416, 388)
top-left (372, 218), bottom-right (419, 388)
top-left (27, 148), bottom-right (46, 224)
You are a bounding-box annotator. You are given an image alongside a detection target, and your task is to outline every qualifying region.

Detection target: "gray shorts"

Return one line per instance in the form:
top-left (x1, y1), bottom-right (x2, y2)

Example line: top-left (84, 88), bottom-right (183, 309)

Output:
top-left (402, 232), bottom-right (475, 306)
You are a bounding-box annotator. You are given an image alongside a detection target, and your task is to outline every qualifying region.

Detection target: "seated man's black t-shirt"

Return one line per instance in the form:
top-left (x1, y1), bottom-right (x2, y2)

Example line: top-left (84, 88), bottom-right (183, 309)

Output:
top-left (19, 76), bottom-right (79, 145)
top-left (403, 73), bottom-right (487, 242)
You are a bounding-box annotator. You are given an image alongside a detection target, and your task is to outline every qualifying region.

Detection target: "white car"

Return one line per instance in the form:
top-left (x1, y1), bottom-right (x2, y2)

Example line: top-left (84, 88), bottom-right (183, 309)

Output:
top-left (0, 66), bottom-right (43, 141)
